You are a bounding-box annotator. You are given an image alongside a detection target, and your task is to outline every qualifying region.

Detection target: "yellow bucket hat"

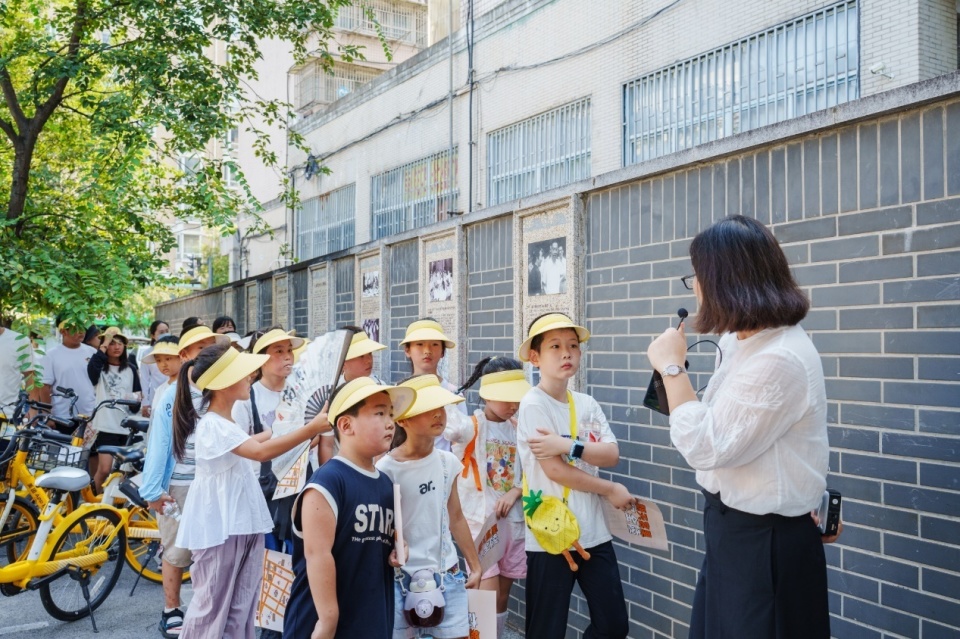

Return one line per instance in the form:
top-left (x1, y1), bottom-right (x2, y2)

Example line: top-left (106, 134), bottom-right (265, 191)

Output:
top-left (401, 320), bottom-right (455, 349)
top-left (179, 326), bottom-right (230, 351)
top-left (396, 374), bottom-right (464, 420)
top-left (194, 347), bottom-right (269, 391)
top-left (347, 331), bottom-right (387, 360)
top-left (252, 328), bottom-right (305, 354)
top-left (142, 341), bottom-right (181, 364)
top-left (479, 369), bottom-right (532, 403)
top-left (518, 313), bottom-right (590, 362)
top-left (328, 377), bottom-right (416, 423)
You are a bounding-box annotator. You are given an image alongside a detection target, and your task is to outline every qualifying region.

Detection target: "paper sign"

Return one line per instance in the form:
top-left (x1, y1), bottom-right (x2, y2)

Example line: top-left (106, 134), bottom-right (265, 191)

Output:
top-left (273, 447), bottom-right (309, 500)
top-left (602, 497), bottom-right (669, 551)
top-left (467, 590), bottom-right (497, 639)
top-left (256, 549), bottom-right (294, 631)
top-left (393, 483), bottom-right (406, 565)
top-left (474, 512), bottom-right (507, 574)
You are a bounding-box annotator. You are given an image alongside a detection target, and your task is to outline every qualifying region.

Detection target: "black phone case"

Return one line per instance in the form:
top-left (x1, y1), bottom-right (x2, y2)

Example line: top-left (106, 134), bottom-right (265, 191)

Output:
top-left (642, 360), bottom-right (689, 416)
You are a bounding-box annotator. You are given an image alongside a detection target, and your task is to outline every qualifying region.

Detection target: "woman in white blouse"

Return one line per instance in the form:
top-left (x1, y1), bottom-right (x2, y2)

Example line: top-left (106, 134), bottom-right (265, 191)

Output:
top-left (647, 215), bottom-right (832, 639)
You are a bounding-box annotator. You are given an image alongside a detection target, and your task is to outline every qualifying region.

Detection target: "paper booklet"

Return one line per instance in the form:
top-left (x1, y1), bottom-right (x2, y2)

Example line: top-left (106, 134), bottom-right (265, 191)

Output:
top-left (601, 496), bottom-right (669, 551)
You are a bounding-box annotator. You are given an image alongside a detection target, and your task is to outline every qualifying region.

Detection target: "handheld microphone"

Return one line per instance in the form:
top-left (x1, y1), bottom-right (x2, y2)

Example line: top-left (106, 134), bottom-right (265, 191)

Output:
top-left (643, 308), bottom-right (691, 417)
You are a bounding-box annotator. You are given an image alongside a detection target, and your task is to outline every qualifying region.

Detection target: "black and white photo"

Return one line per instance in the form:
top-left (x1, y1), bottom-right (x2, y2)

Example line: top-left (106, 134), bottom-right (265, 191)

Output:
top-left (362, 318), bottom-right (380, 343)
top-left (362, 271), bottom-right (380, 298)
top-left (429, 258), bottom-right (453, 302)
top-left (527, 237), bottom-right (567, 295)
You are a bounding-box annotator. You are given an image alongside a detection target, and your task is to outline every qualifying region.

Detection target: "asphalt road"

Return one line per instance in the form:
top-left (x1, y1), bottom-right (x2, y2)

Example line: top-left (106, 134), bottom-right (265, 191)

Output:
top-left (0, 566), bottom-right (524, 638)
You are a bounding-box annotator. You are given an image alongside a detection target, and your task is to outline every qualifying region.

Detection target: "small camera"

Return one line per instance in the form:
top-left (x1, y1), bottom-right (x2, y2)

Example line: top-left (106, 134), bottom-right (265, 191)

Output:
top-left (816, 489), bottom-right (841, 536)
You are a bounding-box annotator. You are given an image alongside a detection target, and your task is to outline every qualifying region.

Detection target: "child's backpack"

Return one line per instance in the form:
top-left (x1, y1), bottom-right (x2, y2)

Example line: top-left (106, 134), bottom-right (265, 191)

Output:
top-left (522, 391), bottom-right (591, 571)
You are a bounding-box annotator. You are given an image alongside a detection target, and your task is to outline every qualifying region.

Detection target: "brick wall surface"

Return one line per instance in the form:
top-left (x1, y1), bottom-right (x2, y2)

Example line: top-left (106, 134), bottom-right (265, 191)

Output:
top-left (463, 216), bottom-right (515, 406)
top-left (159, 88), bottom-right (960, 639)
top-left (388, 240), bottom-right (420, 382)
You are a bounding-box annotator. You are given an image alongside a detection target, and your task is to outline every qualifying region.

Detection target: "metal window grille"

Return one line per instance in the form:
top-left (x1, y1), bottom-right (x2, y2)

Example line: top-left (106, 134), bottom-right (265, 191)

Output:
top-left (294, 62), bottom-right (382, 111)
top-left (370, 148), bottom-right (458, 240)
top-left (290, 269), bottom-right (310, 337)
top-left (623, 0), bottom-right (859, 166)
top-left (296, 183), bottom-right (356, 260)
top-left (235, 286), bottom-right (246, 334)
top-left (487, 98), bottom-right (592, 207)
top-left (258, 279), bottom-right (273, 329)
top-left (336, 1), bottom-right (427, 47)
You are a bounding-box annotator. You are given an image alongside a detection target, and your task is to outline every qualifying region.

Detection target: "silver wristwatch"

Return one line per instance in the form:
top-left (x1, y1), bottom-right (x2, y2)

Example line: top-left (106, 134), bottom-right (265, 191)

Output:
top-left (660, 364), bottom-right (685, 377)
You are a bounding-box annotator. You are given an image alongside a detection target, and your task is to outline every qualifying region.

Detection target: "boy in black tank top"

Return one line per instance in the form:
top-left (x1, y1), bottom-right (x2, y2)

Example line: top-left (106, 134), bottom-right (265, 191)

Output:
top-left (285, 378), bottom-right (415, 639)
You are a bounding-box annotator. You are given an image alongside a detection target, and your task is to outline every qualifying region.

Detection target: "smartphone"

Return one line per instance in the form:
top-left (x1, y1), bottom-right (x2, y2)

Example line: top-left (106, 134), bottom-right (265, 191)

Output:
top-left (642, 360), bottom-right (689, 416)
top-left (816, 489), bottom-right (842, 536)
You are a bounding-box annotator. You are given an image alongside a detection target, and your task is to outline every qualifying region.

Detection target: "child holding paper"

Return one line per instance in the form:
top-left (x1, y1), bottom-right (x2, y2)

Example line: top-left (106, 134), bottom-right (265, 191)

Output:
top-left (285, 377), bottom-right (415, 639)
top-left (448, 357), bottom-right (530, 638)
top-left (516, 313), bottom-right (634, 639)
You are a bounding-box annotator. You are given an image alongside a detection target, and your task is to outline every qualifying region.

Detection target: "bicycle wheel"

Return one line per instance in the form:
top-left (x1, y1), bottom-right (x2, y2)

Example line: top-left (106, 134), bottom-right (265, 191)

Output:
top-left (38, 507), bottom-right (126, 621)
top-left (124, 506), bottom-right (165, 583)
top-left (0, 495), bottom-right (38, 565)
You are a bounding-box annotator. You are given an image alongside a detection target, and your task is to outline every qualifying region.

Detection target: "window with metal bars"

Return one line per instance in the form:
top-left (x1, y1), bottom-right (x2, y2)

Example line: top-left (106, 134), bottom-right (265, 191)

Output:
top-left (290, 269), bottom-right (310, 337)
top-left (487, 98), bottom-right (592, 207)
top-left (296, 184), bottom-right (356, 260)
top-left (293, 62), bottom-right (382, 112)
top-left (258, 279), bottom-right (273, 329)
top-left (335, 0), bottom-right (427, 47)
top-left (623, 0), bottom-right (859, 166)
top-left (370, 149), bottom-right (458, 240)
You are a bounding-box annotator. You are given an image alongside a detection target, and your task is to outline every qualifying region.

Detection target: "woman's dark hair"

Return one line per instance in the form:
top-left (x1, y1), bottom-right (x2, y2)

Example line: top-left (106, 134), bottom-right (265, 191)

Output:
top-left (457, 356), bottom-right (523, 394)
top-left (148, 320), bottom-right (169, 345)
top-left (83, 325), bottom-right (101, 346)
top-left (181, 317), bottom-right (204, 334)
top-left (171, 343), bottom-right (226, 460)
top-left (109, 337), bottom-right (130, 373)
top-left (212, 316), bottom-right (236, 333)
top-left (690, 215), bottom-right (809, 335)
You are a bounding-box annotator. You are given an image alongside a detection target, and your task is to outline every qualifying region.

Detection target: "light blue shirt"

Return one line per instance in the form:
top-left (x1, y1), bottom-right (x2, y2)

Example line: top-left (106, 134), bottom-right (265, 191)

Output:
top-left (140, 383), bottom-right (202, 501)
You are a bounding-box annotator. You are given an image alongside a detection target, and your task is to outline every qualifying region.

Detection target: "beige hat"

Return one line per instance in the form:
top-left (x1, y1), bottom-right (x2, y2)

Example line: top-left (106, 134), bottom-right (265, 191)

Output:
top-left (401, 320), bottom-right (455, 349)
top-left (179, 326), bottom-right (230, 351)
top-left (518, 313), bottom-right (590, 362)
top-left (194, 347), bottom-right (269, 391)
top-left (347, 331), bottom-right (387, 360)
top-left (142, 341), bottom-right (181, 364)
top-left (252, 328), bottom-right (305, 354)
top-left (396, 374), bottom-right (464, 420)
top-left (479, 369), bottom-right (532, 403)
top-left (328, 377), bottom-right (416, 424)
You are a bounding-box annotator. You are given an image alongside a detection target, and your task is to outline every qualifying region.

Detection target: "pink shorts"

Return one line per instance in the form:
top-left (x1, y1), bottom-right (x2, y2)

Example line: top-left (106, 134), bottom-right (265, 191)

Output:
top-left (481, 520), bottom-right (527, 580)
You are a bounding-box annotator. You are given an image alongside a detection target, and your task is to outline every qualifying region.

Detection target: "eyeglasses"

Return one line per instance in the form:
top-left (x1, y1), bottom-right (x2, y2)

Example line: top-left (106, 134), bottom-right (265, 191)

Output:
top-left (681, 274), bottom-right (696, 290)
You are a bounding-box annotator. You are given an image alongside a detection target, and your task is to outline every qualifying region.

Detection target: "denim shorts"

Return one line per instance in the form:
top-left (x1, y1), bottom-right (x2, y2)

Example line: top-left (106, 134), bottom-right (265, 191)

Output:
top-left (393, 569), bottom-right (469, 639)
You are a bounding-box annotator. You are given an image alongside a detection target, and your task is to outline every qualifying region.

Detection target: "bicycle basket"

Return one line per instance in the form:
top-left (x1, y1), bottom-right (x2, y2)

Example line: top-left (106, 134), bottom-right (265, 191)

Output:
top-left (25, 438), bottom-right (90, 472)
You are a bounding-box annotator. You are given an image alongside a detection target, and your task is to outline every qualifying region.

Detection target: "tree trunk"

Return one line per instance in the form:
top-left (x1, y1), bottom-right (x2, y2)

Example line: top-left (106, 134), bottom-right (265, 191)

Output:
top-left (8, 128), bottom-right (37, 233)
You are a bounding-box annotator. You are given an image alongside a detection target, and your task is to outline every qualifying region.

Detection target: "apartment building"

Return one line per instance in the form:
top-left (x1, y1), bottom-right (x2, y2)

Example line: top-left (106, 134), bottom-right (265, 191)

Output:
top-left (161, 1), bottom-right (960, 636)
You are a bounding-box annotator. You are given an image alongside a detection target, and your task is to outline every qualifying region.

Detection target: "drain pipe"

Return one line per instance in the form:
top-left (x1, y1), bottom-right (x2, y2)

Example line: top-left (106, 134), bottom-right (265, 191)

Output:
top-left (467, 0), bottom-right (475, 213)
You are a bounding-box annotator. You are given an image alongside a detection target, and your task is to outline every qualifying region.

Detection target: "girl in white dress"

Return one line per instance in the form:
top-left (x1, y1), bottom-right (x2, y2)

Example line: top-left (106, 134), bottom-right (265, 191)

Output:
top-left (171, 343), bottom-right (327, 639)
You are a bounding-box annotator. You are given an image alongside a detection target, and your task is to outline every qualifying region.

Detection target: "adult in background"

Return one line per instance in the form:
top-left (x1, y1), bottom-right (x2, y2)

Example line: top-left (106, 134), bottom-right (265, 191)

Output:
top-left (181, 317), bottom-right (204, 335)
top-left (139, 320), bottom-right (171, 419)
top-left (0, 324), bottom-right (33, 416)
top-left (35, 317), bottom-right (97, 421)
top-left (83, 324), bottom-right (102, 349)
top-left (211, 316), bottom-right (236, 335)
top-left (647, 215), bottom-right (832, 639)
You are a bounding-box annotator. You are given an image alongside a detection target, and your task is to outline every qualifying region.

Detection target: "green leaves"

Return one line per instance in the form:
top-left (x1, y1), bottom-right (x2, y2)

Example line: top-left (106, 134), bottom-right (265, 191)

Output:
top-left (523, 490), bottom-right (544, 517)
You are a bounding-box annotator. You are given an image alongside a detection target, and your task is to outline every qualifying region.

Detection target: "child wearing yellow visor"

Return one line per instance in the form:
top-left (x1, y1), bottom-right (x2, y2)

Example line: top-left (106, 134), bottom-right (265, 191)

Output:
top-left (171, 343), bottom-right (327, 638)
top-left (376, 374), bottom-right (482, 639)
top-left (449, 357), bottom-right (532, 637)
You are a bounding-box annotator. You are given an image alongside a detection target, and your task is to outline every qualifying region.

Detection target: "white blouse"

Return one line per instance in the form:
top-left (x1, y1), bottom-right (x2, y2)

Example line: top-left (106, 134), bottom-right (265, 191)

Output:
top-left (669, 324), bottom-right (829, 517)
top-left (175, 412), bottom-right (273, 550)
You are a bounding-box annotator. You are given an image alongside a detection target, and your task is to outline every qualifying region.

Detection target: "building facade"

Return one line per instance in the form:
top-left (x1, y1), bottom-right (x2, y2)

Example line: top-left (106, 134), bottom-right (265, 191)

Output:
top-left (160, 1), bottom-right (960, 637)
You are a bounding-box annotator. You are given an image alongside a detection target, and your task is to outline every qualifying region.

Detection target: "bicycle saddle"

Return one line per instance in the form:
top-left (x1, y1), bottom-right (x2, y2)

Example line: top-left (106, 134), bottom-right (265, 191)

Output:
top-left (98, 445), bottom-right (144, 465)
top-left (121, 419), bottom-right (150, 434)
top-left (35, 466), bottom-right (91, 492)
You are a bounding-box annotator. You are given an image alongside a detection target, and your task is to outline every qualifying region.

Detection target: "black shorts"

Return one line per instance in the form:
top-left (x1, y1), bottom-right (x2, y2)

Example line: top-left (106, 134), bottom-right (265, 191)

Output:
top-left (92, 431), bottom-right (128, 452)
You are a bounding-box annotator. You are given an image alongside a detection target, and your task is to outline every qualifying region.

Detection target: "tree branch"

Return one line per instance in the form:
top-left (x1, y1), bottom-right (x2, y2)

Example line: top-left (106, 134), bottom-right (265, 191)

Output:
top-left (0, 68), bottom-right (28, 134)
top-left (0, 117), bottom-right (16, 143)
top-left (34, 0), bottom-right (89, 130)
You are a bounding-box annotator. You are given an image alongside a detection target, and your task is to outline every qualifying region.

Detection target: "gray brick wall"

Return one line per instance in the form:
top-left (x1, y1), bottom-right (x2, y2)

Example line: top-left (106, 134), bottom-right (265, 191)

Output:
top-left (334, 258), bottom-right (354, 329)
top-left (585, 100), bottom-right (960, 639)
top-left (388, 241), bottom-right (419, 383)
top-left (464, 216), bottom-right (515, 407)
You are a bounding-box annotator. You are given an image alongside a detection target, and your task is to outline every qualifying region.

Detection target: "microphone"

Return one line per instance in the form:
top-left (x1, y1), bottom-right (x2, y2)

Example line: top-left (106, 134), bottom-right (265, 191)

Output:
top-left (642, 308), bottom-right (692, 416)
top-left (677, 308), bottom-right (688, 324)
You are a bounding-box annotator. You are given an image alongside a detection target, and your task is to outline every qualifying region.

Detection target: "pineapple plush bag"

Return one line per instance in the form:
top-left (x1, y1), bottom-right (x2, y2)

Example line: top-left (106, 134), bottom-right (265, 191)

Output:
top-left (522, 391), bottom-right (591, 571)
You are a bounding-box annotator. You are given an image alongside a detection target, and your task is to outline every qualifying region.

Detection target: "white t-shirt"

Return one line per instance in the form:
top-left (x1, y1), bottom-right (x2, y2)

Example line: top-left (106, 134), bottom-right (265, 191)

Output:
top-left (40, 343), bottom-right (97, 417)
top-left (376, 449), bottom-right (462, 574)
top-left (670, 325), bottom-right (829, 516)
top-left (539, 256), bottom-right (566, 294)
top-left (91, 364), bottom-right (138, 435)
top-left (232, 381), bottom-right (281, 436)
top-left (0, 328), bottom-right (32, 412)
top-left (176, 412), bottom-right (274, 550)
top-left (516, 387), bottom-right (617, 552)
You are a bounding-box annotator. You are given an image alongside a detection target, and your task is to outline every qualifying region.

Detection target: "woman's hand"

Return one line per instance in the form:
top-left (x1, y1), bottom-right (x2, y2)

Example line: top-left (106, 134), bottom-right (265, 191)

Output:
top-left (811, 512), bottom-right (844, 544)
top-left (528, 428), bottom-right (570, 459)
top-left (647, 322), bottom-right (689, 373)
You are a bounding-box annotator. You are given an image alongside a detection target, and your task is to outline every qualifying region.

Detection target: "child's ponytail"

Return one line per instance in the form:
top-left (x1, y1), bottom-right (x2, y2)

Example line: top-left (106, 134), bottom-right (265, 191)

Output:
top-left (456, 356), bottom-right (524, 396)
top-left (456, 357), bottom-right (492, 395)
top-left (172, 344), bottom-right (226, 460)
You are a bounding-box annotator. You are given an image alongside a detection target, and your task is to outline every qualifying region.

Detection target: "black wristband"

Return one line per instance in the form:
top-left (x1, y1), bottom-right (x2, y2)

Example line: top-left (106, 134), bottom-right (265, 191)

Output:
top-left (570, 441), bottom-right (585, 460)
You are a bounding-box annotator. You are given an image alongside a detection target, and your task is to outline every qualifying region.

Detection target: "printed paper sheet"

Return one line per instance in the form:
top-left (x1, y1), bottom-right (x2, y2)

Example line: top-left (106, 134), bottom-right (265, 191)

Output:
top-left (601, 497), bottom-right (669, 551)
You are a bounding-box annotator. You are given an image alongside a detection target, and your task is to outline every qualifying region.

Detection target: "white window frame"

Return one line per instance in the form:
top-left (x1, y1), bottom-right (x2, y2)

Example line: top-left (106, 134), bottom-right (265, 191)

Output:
top-left (370, 148), bottom-right (458, 240)
top-left (487, 98), bottom-right (592, 207)
top-left (293, 61), bottom-right (382, 112)
top-left (623, 0), bottom-right (859, 166)
top-left (297, 183), bottom-right (356, 260)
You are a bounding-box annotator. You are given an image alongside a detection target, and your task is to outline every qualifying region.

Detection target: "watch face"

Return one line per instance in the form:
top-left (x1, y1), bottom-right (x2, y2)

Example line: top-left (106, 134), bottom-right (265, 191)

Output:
top-left (663, 365), bottom-right (684, 376)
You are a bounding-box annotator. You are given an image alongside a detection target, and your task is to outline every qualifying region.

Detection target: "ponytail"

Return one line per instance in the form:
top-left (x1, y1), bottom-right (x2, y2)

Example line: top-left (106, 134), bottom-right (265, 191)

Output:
top-left (455, 356), bottom-right (523, 395)
top-left (172, 343), bottom-right (229, 460)
top-left (456, 356), bottom-right (493, 395)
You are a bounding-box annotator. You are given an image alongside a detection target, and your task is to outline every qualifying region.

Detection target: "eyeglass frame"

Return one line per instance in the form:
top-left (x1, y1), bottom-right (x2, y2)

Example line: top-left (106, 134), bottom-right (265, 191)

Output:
top-left (681, 274), bottom-right (696, 290)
